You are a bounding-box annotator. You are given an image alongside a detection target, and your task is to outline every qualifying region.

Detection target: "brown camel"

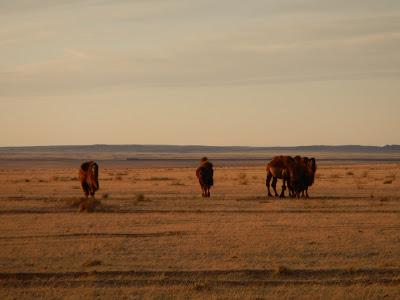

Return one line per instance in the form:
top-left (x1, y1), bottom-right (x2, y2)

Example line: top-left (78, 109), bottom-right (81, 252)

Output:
top-left (196, 157), bottom-right (214, 198)
top-left (302, 157), bottom-right (317, 198)
top-left (266, 156), bottom-right (295, 198)
top-left (289, 156), bottom-right (309, 198)
top-left (79, 161), bottom-right (99, 199)
top-left (288, 156), bottom-right (317, 198)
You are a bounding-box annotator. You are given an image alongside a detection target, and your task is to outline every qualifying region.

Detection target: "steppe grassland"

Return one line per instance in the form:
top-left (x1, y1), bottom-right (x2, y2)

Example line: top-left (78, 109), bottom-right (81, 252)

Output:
top-left (0, 161), bottom-right (399, 299)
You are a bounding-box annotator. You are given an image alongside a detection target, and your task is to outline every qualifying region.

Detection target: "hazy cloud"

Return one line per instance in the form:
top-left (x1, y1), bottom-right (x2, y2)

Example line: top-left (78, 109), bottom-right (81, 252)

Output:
top-left (0, 0), bottom-right (399, 145)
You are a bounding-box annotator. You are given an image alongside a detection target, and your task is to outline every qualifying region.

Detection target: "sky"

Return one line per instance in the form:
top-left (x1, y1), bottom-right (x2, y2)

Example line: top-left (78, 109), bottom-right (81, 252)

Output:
top-left (1, 0), bottom-right (399, 147)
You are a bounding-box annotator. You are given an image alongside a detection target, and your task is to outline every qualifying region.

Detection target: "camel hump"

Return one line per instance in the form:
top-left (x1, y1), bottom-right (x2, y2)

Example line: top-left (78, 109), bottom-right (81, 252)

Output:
top-left (80, 161), bottom-right (97, 172)
top-left (268, 155), bottom-right (295, 169)
top-left (308, 157), bottom-right (317, 172)
top-left (202, 161), bottom-right (213, 169)
top-left (79, 161), bottom-right (99, 184)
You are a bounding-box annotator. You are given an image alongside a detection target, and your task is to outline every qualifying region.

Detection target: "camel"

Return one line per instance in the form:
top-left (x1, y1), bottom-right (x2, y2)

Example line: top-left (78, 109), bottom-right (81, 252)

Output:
top-left (302, 157), bottom-right (317, 198)
top-left (288, 156), bottom-right (317, 198)
top-left (289, 156), bottom-right (309, 198)
top-left (266, 156), bottom-right (295, 198)
top-left (196, 157), bottom-right (214, 198)
top-left (79, 161), bottom-right (99, 199)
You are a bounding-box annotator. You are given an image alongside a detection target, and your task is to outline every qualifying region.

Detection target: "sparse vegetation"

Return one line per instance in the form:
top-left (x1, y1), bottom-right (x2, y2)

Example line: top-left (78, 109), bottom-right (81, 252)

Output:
top-left (171, 181), bottom-right (185, 186)
top-left (53, 175), bottom-right (76, 182)
top-left (276, 266), bottom-right (292, 275)
top-left (193, 280), bottom-right (211, 291)
top-left (1, 162), bottom-right (400, 299)
top-left (238, 173), bottom-right (247, 180)
top-left (66, 197), bottom-right (85, 208)
top-left (79, 198), bottom-right (101, 212)
top-left (238, 173), bottom-right (249, 185)
top-left (116, 172), bottom-right (128, 176)
top-left (135, 193), bottom-right (145, 202)
top-left (147, 176), bottom-right (175, 181)
top-left (82, 259), bottom-right (102, 268)
top-left (66, 197), bottom-right (102, 212)
top-left (330, 173), bottom-right (340, 179)
top-left (383, 173), bottom-right (396, 184)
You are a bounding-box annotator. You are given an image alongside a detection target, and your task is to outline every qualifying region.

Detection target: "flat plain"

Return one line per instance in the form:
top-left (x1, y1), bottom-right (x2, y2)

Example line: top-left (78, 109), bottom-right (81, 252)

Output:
top-left (0, 158), bottom-right (399, 299)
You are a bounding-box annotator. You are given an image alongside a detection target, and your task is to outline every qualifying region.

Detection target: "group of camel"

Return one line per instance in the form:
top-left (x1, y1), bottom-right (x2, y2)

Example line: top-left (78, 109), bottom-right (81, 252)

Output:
top-left (78, 155), bottom-right (317, 206)
top-left (266, 155), bottom-right (317, 198)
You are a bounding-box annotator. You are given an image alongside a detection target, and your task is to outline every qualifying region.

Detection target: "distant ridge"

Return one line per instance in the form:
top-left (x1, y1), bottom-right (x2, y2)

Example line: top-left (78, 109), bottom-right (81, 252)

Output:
top-left (1, 144), bottom-right (400, 153)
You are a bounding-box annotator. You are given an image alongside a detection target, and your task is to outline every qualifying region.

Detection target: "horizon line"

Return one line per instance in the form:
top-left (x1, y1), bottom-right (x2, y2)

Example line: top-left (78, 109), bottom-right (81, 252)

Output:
top-left (0, 143), bottom-right (399, 149)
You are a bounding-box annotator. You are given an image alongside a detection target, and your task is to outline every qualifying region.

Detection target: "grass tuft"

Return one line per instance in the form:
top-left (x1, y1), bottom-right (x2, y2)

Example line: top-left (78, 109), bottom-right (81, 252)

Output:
top-left (136, 193), bottom-right (146, 202)
top-left (276, 266), bottom-right (292, 275)
top-left (238, 173), bottom-right (249, 185)
top-left (82, 259), bottom-right (102, 268)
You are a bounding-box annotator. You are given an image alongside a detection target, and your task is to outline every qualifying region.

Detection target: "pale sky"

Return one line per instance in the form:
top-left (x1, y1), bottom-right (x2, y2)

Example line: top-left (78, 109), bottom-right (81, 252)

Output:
top-left (1, 0), bottom-right (399, 147)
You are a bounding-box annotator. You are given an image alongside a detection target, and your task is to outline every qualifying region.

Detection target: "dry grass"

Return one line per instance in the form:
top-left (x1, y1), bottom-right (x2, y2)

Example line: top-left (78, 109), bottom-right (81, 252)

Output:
top-left (237, 173), bottom-right (249, 185)
top-left (0, 161), bottom-right (399, 299)
top-left (135, 193), bottom-right (146, 202)
top-left (82, 259), bottom-right (102, 268)
top-left (65, 197), bottom-right (85, 208)
top-left (147, 176), bottom-right (176, 181)
top-left (79, 198), bottom-right (101, 212)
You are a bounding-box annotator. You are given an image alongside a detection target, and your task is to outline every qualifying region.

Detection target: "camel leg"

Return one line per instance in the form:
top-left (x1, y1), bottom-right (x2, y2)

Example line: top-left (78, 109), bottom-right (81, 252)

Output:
top-left (286, 181), bottom-right (293, 198)
top-left (203, 186), bottom-right (208, 198)
top-left (266, 173), bottom-right (273, 197)
top-left (289, 186), bottom-right (295, 198)
top-left (81, 182), bottom-right (89, 198)
top-left (279, 178), bottom-right (287, 198)
top-left (90, 187), bottom-right (96, 198)
top-left (272, 177), bottom-right (279, 197)
top-left (305, 187), bottom-right (310, 199)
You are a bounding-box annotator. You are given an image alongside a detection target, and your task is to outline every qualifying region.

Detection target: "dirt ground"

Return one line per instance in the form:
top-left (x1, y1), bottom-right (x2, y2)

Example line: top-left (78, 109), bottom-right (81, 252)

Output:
top-left (0, 160), bottom-right (399, 299)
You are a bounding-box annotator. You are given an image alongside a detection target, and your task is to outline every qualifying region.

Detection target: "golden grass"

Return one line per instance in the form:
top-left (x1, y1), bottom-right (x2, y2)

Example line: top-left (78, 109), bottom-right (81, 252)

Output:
top-left (0, 161), bottom-right (399, 299)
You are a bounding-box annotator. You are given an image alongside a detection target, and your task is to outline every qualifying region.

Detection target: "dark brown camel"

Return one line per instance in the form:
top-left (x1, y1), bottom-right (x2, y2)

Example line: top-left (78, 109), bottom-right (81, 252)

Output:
top-left (301, 157), bottom-right (317, 198)
top-left (288, 156), bottom-right (317, 198)
top-left (289, 156), bottom-right (309, 198)
top-left (79, 161), bottom-right (99, 199)
top-left (196, 157), bottom-right (214, 198)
